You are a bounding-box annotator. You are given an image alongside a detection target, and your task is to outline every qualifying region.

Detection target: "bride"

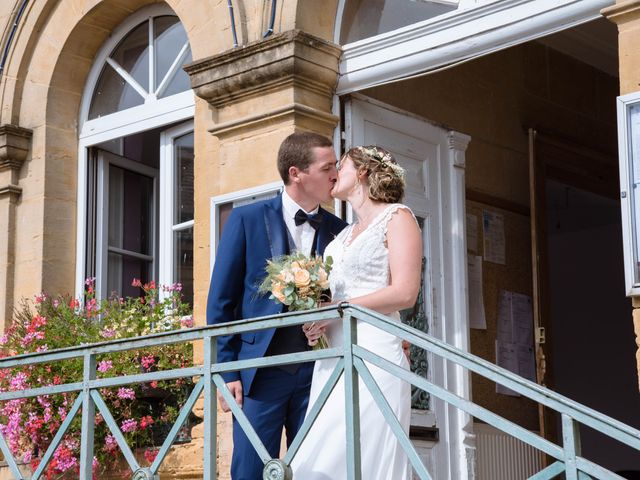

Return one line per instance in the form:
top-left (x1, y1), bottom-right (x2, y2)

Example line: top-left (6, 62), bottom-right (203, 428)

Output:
top-left (291, 145), bottom-right (422, 479)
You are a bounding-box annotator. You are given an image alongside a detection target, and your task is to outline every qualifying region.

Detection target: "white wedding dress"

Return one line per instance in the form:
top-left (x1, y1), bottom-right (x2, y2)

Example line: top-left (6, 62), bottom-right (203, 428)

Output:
top-left (291, 203), bottom-right (412, 480)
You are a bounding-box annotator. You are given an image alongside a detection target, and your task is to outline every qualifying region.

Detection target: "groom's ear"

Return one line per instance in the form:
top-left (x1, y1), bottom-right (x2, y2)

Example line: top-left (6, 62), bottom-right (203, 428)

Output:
top-left (288, 166), bottom-right (302, 183)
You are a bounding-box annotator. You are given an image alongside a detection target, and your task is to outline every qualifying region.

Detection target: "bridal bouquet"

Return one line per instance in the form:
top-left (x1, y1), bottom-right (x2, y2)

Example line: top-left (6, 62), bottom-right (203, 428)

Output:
top-left (259, 253), bottom-right (333, 348)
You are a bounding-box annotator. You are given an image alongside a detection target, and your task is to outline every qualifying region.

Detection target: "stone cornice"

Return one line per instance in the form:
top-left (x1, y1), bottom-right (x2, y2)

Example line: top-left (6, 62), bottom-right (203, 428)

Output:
top-left (185, 30), bottom-right (342, 108)
top-left (602, 0), bottom-right (640, 24)
top-left (209, 103), bottom-right (339, 139)
top-left (0, 124), bottom-right (32, 173)
top-left (0, 184), bottom-right (22, 200)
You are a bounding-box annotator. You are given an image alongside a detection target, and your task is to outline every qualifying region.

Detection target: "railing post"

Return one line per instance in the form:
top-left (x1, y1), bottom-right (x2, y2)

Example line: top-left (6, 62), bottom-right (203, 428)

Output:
top-left (342, 309), bottom-right (361, 480)
top-left (203, 334), bottom-right (217, 480)
top-left (79, 353), bottom-right (96, 480)
top-left (562, 413), bottom-right (581, 480)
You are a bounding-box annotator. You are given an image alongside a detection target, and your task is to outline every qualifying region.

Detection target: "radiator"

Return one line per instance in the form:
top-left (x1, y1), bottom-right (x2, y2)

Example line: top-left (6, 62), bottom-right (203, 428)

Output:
top-left (475, 423), bottom-right (545, 480)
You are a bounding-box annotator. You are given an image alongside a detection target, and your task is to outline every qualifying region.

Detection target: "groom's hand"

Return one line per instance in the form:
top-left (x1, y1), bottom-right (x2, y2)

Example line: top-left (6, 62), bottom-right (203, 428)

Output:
top-left (303, 321), bottom-right (331, 346)
top-left (219, 380), bottom-right (243, 412)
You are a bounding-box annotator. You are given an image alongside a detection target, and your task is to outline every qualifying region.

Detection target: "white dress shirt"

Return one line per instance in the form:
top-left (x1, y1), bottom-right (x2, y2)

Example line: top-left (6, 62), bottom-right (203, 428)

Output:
top-left (281, 189), bottom-right (319, 255)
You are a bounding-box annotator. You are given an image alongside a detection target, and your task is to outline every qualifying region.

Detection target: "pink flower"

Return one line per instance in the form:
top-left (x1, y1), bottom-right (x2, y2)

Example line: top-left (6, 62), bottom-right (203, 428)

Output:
top-left (104, 434), bottom-right (118, 452)
top-left (180, 316), bottom-right (194, 328)
top-left (131, 278), bottom-right (142, 288)
top-left (120, 419), bottom-right (137, 432)
top-left (143, 449), bottom-right (158, 463)
top-left (117, 387), bottom-right (135, 400)
top-left (101, 328), bottom-right (116, 339)
top-left (163, 283), bottom-right (183, 293)
top-left (139, 415), bottom-right (154, 429)
top-left (140, 355), bottom-right (156, 369)
top-left (10, 372), bottom-right (29, 390)
top-left (97, 360), bottom-right (113, 373)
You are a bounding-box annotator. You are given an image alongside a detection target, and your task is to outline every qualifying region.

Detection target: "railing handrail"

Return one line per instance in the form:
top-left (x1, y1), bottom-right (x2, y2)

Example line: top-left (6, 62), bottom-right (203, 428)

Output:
top-left (0, 304), bottom-right (637, 480)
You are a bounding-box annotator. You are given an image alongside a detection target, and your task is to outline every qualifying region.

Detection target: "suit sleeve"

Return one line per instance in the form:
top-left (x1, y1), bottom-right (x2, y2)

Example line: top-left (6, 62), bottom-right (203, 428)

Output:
top-left (206, 209), bottom-right (246, 383)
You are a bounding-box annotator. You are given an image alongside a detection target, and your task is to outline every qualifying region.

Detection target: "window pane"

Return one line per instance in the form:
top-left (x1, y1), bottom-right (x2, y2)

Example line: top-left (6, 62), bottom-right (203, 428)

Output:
top-left (174, 132), bottom-right (194, 224)
top-left (107, 252), bottom-right (152, 298)
top-left (108, 165), bottom-right (154, 255)
top-left (88, 63), bottom-right (145, 119)
top-left (340, 0), bottom-right (457, 44)
top-left (154, 16), bottom-right (190, 95)
top-left (160, 47), bottom-right (192, 98)
top-left (174, 228), bottom-right (193, 306)
top-left (111, 20), bottom-right (150, 92)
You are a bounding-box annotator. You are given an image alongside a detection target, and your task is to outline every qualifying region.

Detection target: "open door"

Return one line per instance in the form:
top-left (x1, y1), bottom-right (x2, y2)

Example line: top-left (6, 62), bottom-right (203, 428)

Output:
top-left (344, 94), bottom-right (472, 479)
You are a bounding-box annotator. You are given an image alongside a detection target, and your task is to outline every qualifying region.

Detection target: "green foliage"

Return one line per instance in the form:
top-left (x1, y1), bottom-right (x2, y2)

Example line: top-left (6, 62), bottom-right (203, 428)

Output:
top-left (0, 279), bottom-right (195, 477)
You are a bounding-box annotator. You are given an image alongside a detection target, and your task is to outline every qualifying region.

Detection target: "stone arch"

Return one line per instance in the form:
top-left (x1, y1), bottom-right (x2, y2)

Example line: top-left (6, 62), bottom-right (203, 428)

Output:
top-left (3, 0), bottom-right (223, 302)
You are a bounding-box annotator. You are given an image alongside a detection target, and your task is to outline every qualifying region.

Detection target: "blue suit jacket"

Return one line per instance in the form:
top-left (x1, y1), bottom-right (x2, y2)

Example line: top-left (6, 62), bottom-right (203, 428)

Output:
top-left (206, 195), bottom-right (347, 393)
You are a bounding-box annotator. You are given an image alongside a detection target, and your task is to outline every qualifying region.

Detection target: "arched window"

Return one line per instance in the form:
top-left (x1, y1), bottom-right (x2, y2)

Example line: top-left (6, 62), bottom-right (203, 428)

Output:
top-left (77, 5), bottom-right (195, 304)
top-left (338, 0), bottom-right (458, 44)
top-left (88, 15), bottom-right (192, 119)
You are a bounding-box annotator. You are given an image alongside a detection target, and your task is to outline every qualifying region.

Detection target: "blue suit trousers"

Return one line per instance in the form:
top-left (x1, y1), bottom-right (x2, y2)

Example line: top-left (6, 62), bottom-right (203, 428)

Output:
top-left (231, 363), bottom-right (314, 480)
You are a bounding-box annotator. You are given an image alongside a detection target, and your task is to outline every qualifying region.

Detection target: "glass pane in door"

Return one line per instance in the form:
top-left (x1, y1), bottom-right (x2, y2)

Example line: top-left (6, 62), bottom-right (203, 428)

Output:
top-left (174, 228), bottom-right (193, 307)
top-left (107, 252), bottom-right (152, 298)
top-left (108, 165), bottom-right (154, 255)
top-left (399, 216), bottom-right (429, 409)
top-left (173, 132), bottom-right (194, 224)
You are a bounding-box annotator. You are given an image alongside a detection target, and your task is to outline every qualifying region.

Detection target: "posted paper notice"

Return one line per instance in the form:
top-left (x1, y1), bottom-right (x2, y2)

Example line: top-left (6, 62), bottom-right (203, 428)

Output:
top-left (483, 210), bottom-right (506, 265)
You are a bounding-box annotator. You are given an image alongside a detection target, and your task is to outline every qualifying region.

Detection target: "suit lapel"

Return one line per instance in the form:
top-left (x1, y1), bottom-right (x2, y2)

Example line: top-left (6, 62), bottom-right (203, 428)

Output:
top-left (264, 196), bottom-right (288, 259)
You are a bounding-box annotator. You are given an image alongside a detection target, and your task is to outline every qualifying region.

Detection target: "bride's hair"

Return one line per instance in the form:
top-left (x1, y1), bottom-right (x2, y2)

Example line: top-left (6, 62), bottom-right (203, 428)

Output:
top-left (343, 146), bottom-right (405, 203)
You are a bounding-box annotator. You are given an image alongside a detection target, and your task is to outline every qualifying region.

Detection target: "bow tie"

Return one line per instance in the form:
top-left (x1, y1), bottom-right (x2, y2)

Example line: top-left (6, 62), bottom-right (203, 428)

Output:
top-left (294, 209), bottom-right (323, 230)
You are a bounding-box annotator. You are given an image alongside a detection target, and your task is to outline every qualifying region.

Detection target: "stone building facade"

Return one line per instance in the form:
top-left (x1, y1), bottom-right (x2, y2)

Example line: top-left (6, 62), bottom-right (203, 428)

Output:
top-left (1, 0), bottom-right (639, 477)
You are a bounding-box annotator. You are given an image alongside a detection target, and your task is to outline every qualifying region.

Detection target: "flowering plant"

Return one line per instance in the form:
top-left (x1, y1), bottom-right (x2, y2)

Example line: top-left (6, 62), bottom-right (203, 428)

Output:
top-left (0, 279), bottom-right (194, 478)
top-left (259, 253), bottom-right (333, 348)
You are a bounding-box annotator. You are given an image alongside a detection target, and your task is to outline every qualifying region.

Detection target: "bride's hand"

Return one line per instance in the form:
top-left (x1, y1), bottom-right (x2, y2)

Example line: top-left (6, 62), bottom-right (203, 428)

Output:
top-left (302, 320), bottom-right (331, 346)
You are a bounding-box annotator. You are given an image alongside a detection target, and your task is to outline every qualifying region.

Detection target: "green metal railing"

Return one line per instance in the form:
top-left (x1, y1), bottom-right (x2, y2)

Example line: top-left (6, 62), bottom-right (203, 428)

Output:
top-left (0, 304), bottom-right (638, 479)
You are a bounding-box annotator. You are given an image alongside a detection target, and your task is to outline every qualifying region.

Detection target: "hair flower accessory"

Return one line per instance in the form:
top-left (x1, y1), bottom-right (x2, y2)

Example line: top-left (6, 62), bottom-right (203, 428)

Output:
top-left (356, 145), bottom-right (406, 182)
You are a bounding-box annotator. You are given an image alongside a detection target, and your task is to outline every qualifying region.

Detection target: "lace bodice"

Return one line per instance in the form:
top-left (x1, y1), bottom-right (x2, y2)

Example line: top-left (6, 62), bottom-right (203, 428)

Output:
top-left (324, 204), bottom-right (414, 302)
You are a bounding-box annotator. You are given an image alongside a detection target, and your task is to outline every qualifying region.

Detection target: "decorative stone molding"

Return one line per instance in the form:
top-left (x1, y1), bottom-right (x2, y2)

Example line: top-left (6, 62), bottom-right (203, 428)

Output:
top-left (185, 30), bottom-right (342, 109)
top-left (0, 184), bottom-right (22, 201)
top-left (0, 124), bottom-right (32, 173)
top-left (209, 102), bottom-right (339, 138)
top-left (448, 131), bottom-right (471, 169)
top-left (602, 0), bottom-right (640, 24)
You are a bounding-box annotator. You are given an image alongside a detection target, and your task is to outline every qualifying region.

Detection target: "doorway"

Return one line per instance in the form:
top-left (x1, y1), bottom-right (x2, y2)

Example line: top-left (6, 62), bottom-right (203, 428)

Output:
top-left (344, 94), bottom-right (472, 479)
top-left (545, 181), bottom-right (639, 471)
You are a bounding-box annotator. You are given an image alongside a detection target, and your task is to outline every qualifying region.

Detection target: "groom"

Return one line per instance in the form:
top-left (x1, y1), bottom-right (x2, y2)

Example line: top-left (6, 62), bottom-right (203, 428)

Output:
top-left (206, 132), bottom-right (347, 479)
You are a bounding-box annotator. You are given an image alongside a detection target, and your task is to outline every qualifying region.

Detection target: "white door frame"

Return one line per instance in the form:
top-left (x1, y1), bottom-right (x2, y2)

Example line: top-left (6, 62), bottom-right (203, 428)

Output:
top-left (344, 94), bottom-right (472, 479)
top-left (159, 121), bottom-right (195, 296)
top-left (95, 151), bottom-right (159, 299)
top-left (334, 0), bottom-right (613, 94)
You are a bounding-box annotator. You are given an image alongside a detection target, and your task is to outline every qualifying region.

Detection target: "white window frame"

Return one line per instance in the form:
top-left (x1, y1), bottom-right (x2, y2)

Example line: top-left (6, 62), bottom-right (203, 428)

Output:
top-left (75, 4), bottom-right (195, 297)
top-left (335, 0), bottom-right (614, 94)
top-left (159, 120), bottom-right (195, 295)
top-left (96, 151), bottom-right (159, 299)
top-left (617, 91), bottom-right (640, 296)
top-left (209, 182), bottom-right (284, 273)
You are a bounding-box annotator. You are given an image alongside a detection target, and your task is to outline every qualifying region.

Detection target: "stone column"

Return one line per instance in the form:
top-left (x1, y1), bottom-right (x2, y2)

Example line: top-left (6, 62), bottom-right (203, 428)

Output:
top-left (175, 30), bottom-right (341, 478)
top-left (603, 1), bottom-right (640, 388)
top-left (185, 30), bottom-right (341, 193)
top-left (0, 125), bottom-right (32, 332)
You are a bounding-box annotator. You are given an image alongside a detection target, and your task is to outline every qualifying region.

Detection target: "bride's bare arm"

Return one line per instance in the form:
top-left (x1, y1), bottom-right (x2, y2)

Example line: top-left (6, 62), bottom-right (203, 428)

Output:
top-left (347, 208), bottom-right (422, 314)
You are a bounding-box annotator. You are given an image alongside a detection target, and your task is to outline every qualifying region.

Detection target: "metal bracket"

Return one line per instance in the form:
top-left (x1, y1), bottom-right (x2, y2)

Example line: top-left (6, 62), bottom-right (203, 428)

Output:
top-left (263, 459), bottom-right (293, 480)
top-left (535, 326), bottom-right (546, 345)
top-left (132, 468), bottom-right (158, 480)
